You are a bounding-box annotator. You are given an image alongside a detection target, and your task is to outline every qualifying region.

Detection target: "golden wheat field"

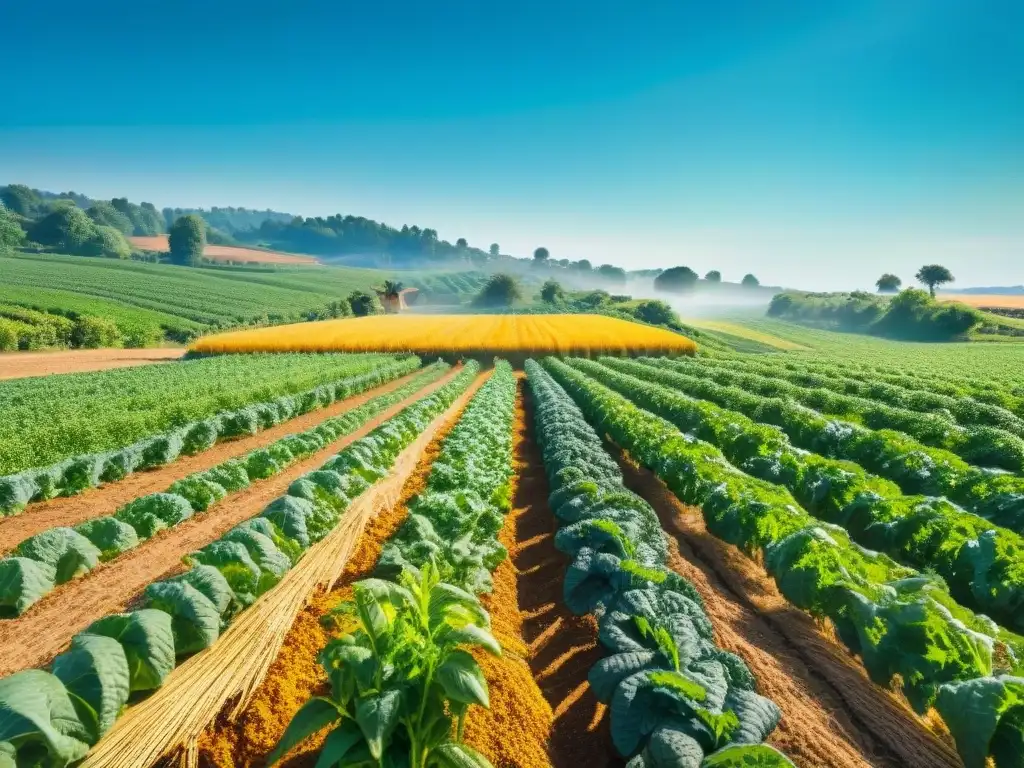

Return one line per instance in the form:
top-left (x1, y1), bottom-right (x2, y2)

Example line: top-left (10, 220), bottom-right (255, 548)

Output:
top-left (191, 313), bottom-right (698, 356)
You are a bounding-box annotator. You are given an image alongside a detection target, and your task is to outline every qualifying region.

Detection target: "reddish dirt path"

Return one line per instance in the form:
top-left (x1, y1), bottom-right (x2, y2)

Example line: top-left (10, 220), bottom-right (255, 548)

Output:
top-left (513, 388), bottom-right (618, 768)
top-left (0, 347), bottom-right (185, 380)
top-left (614, 452), bottom-right (962, 768)
top-left (0, 367), bottom-right (434, 554)
top-left (192, 373), bottom-right (488, 768)
top-left (129, 236), bottom-right (318, 265)
top-left (463, 378), bottom-right (556, 768)
top-left (0, 367), bottom-right (465, 677)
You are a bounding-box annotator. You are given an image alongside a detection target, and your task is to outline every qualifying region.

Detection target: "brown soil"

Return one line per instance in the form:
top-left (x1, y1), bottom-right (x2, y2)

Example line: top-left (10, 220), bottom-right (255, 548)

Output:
top-left (128, 236), bottom-right (319, 265)
top-left (513, 388), bottom-right (618, 768)
top-left (192, 373), bottom-right (488, 768)
top-left (0, 367), bottom-right (464, 678)
top-left (0, 367), bottom-right (431, 554)
top-left (462, 378), bottom-right (555, 768)
top-left (0, 347), bottom-right (185, 380)
top-left (614, 451), bottom-right (963, 768)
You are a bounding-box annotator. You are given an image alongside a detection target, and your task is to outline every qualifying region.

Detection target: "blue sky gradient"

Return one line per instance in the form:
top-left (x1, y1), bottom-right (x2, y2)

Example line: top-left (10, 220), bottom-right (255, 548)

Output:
top-left (1, 0), bottom-right (1021, 289)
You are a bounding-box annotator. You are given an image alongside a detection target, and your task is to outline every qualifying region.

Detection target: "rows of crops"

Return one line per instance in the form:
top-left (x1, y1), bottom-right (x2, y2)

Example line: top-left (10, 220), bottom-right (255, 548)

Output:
top-left (3, 324), bottom-right (1023, 768)
top-left (0, 352), bottom-right (415, 477)
top-left (541, 355), bottom-right (1024, 768)
top-left (191, 313), bottom-right (699, 357)
top-left (0, 255), bottom-right (489, 345)
top-left (0, 358), bottom-right (478, 766)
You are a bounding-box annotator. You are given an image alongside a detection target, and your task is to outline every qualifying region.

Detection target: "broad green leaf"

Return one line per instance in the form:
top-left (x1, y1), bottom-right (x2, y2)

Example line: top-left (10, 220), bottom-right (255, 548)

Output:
top-left (0, 742), bottom-right (16, 768)
top-left (643, 724), bottom-right (704, 768)
top-left (313, 720), bottom-right (365, 768)
top-left (15, 527), bottom-right (101, 584)
top-left (143, 580), bottom-right (222, 655)
top-left (700, 743), bottom-right (796, 767)
top-left (267, 696), bottom-right (342, 766)
top-left (51, 634), bottom-right (130, 742)
top-left (588, 651), bottom-right (658, 704)
top-left (355, 689), bottom-right (402, 760)
top-left (935, 675), bottom-right (1024, 768)
top-left (436, 623), bottom-right (501, 657)
top-left (85, 609), bottom-right (175, 692)
top-left (436, 650), bottom-right (489, 708)
top-left (0, 670), bottom-right (91, 764)
top-left (0, 557), bottom-right (56, 617)
top-left (431, 741), bottom-right (495, 768)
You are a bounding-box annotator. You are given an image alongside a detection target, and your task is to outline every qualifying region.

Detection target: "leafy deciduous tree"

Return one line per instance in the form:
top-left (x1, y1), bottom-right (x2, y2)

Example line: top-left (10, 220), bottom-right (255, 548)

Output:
top-left (741, 273), bottom-right (760, 288)
top-left (0, 204), bottom-right (25, 253)
top-left (533, 247), bottom-right (550, 262)
top-left (704, 270), bottom-right (722, 283)
top-left (167, 214), bottom-right (207, 266)
top-left (473, 273), bottom-right (522, 307)
top-left (915, 264), bottom-right (954, 297)
top-left (540, 279), bottom-right (565, 304)
top-left (875, 273), bottom-right (902, 293)
top-left (653, 265), bottom-right (699, 293)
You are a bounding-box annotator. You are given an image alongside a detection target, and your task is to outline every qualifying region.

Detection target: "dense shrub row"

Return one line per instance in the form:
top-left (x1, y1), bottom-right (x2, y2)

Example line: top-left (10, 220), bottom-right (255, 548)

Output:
top-left (576, 358), bottom-right (1024, 634)
top-left (630, 357), bottom-right (1024, 529)
top-left (767, 288), bottom-right (984, 340)
top-left (542, 357), bottom-right (1024, 768)
top-left (0, 362), bottom-right (449, 616)
top-left (0, 355), bottom-right (420, 514)
top-left (0, 361), bottom-right (479, 767)
top-left (526, 360), bottom-right (792, 768)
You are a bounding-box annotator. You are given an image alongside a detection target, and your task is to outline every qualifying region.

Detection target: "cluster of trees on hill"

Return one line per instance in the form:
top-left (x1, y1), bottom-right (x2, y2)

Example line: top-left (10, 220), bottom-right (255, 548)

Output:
top-left (0, 184), bottom-right (167, 260)
top-left (875, 265), bottom-right (955, 296)
top-left (768, 287), bottom-right (983, 340)
top-left (651, 265), bottom-right (761, 293)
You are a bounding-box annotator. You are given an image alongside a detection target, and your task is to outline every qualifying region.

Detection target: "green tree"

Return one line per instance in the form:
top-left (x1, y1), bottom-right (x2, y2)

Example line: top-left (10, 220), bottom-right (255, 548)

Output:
top-left (0, 184), bottom-right (43, 217)
top-left (875, 273), bottom-right (902, 293)
top-left (473, 273), bottom-right (522, 307)
top-left (915, 264), bottom-right (954, 297)
top-left (168, 214), bottom-right (207, 266)
top-left (347, 290), bottom-right (384, 316)
top-left (489, 243), bottom-right (500, 257)
top-left (557, 258), bottom-right (570, 267)
top-left (83, 226), bottom-right (132, 259)
top-left (540, 279), bottom-right (565, 304)
top-left (572, 259), bottom-right (593, 272)
top-left (456, 237), bottom-right (468, 249)
top-left (29, 206), bottom-right (97, 253)
top-left (0, 204), bottom-right (25, 253)
top-left (634, 299), bottom-right (676, 326)
top-left (741, 273), bottom-right (760, 288)
top-left (597, 264), bottom-right (627, 284)
top-left (533, 246), bottom-right (550, 262)
top-left (653, 265), bottom-right (699, 293)
top-left (704, 270), bottom-right (722, 283)
top-left (86, 202), bottom-right (134, 235)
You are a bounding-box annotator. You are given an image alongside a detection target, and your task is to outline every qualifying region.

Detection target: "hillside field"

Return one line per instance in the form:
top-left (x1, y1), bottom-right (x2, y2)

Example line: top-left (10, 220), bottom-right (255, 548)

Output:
top-left (129, 235), bottom-right (320, 265)
top-left (0, 310), bottom-right (1022, 768)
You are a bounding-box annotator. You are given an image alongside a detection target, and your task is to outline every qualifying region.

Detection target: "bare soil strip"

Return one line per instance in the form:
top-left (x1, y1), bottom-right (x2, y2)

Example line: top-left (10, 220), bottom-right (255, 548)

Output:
top-left (462, 377), bottom-right (555, 768)
top-left (513, 388), bottom-right (618, 768)
top-left (183, 374), bottom-right (489, 768)
top-left (0, 367), bottom-right (464, 678)
top-left (0, 367), bottom-right (431, 554)
top-left (0, 347), bottom-right (185, 380)
top-left (613, 451), bottom-right (962, 768)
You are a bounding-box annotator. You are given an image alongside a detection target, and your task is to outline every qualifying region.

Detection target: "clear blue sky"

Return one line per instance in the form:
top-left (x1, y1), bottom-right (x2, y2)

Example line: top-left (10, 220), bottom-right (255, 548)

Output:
top-left (1, 0), bottom-right (1021, 289)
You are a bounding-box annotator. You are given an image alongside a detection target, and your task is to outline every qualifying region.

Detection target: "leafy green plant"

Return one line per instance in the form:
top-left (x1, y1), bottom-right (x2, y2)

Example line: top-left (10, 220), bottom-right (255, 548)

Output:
top-left (271, 564), bottom-right (498, 768)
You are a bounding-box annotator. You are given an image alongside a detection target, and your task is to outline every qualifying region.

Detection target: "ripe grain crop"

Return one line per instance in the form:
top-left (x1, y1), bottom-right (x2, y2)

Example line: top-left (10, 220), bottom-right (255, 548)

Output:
top-left (191, 313), bottom-right (698, 357)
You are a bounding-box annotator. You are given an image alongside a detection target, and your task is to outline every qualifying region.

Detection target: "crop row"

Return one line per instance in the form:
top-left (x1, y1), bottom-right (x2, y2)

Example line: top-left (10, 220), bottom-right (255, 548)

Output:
top-left (622, 357), bottom-right (1024, 532)
top-left (0, 361), bottom-right (480, 767)
top-left (572, 358), bottom-right (1024, 635)
top-left (0, 354), bottom-right (419, 511)
top-left (542, 357), bottom-right (1024, 768)
top-left (0, 362), bottom-right (450, 616)
top-left (722, 348), bottom-right (1024, 403)
top-left (701, 353), bottom-right (1024, 428)
top-left (650, 356), bottom-right (1024, 473)
top-left (525, 360), bottom-right (792, 768)
top-left (269, 360), bottom-right (516, 767)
